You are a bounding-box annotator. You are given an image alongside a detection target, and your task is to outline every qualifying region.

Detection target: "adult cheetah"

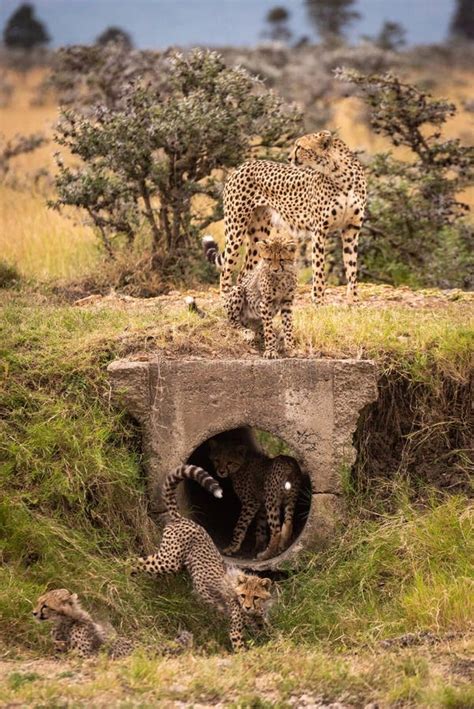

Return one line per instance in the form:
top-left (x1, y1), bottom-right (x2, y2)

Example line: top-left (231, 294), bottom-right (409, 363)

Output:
top-left (217, 130), bottom-right (366, 305)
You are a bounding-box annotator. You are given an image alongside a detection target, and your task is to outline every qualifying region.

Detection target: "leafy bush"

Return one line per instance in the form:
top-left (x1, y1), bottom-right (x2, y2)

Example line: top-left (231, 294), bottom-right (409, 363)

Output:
top-left (0, 261), bottom-right (21, 288)
top-left (0, 132), bottom-right (46, 182)
top-left (51, 48), bottom-right (301, 287)
top-left (336, 69), bottom-right (474, 289)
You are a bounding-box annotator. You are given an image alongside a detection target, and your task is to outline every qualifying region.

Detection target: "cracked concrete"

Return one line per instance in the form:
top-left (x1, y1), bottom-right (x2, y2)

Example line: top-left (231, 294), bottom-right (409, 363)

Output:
top-left (108, 357), bottom-right (377, 570)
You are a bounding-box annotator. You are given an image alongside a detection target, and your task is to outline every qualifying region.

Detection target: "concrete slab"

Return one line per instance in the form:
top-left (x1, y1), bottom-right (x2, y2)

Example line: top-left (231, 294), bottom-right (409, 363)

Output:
top-left (108, 357), bottom-right (377, 569)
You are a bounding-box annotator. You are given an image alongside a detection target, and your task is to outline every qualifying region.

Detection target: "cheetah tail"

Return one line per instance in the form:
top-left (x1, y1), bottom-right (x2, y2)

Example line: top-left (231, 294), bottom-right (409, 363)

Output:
top-left (163, 464), bottom-right (223, 519)
top-left (202, 235), bottom-right (224, 271)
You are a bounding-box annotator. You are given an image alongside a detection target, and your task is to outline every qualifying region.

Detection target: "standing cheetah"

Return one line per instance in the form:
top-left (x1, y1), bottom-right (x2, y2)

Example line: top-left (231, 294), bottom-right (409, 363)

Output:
top-left (131, 464), bottom-right (273, 651)
top-left (215, 130), bottom-right (366, 305)
top-left (32, 588), bottom-right (133, 658)
top-left (208, 440), bottom-right (302, 561)
top-left (203, 228), bottom-right (297, 358)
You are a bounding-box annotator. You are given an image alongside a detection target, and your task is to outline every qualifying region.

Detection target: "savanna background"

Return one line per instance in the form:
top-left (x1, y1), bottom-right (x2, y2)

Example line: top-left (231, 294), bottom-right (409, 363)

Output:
top-left (0, 1), bottom-right (473, 707)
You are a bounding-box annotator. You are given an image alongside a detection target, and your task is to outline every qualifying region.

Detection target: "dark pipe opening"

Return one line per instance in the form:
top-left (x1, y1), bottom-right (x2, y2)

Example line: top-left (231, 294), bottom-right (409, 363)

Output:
top-left (185, 427), bottom-right (311, 561)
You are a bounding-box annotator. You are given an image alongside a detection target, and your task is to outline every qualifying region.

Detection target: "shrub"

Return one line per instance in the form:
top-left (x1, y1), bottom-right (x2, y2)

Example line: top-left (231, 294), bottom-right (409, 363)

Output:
top-left (0, 261), bottom-right (21, 288)
top-left (336, 69), bottom-right (474, 289)
top-left (51, 48), bottom-right (301, 284)
top-left (0, 132), bottom-right (46, 182)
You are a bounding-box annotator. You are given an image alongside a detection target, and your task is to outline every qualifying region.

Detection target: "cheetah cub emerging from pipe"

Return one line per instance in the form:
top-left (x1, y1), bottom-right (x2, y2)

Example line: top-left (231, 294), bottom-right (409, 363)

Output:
top-left (203, 228), bottom-right (297, 358)
top-left (131, 464), bottom-right (273, 651)
top-left (209, 440), bottom-right (302, 561)
top-left (32, 589), bottom-right (133, 658)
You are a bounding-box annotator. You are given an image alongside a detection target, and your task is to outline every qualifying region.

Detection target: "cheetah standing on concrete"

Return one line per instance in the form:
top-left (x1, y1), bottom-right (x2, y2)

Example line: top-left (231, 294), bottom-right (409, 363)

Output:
top-left (213, 130), bottom-right (366, 305)
top-left (131, 464), bottom-right (273, 651)
top-left (203, 228), bottom-right (297, 358)
top-left (32, 588), bottom-right (133, 658)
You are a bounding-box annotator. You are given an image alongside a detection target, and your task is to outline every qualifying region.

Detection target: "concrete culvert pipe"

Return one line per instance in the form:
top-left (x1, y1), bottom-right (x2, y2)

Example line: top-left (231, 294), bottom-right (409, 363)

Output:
top-left (184, 427), bottom-right (312, 568)
top-left (108, 357), bottom-right (378, 571)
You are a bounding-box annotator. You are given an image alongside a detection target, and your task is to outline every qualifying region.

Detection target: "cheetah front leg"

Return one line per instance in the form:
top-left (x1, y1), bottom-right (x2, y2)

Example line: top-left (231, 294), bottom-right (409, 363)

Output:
top-left (341, 222), bottom-right (362, 304)
top-left (311, 227), bottom-right (326, 305)
top-left (223, 498), bottom-right (261, 555)
top-left (228, 600), bottom-right (246, 652)
top-left (223, 285), bottom-right (245, 328)
top-left (280, 295), bottom-right (296, 356)
top-left (239, 207), bottom-right (271, 281)
top-left (221, 205), bottom-right (251, 294)
top-left (70, 626), bottom-right (96, 658)
top-left (259, 294), bottom-right (278, 359)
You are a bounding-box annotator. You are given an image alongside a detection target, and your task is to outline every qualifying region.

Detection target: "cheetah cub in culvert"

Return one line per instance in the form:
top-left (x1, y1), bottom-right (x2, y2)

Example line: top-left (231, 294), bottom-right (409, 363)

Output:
top-left (203, 228), bottom-right (297, 359)
top-left (131, 464), bottom-right (273, 651)
top-left (32, 588), bottom-right (133, 658)
top-left (209, 439), bottom-right (302, 561)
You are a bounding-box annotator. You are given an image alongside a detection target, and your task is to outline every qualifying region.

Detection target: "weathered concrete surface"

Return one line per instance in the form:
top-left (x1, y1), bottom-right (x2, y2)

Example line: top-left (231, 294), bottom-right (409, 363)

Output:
top-left (108, 357), bottom-right (377, 570)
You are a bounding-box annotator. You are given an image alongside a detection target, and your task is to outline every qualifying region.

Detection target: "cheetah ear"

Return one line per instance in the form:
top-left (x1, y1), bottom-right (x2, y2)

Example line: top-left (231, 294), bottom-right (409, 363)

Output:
top-left (69, 593), bottom-right (79, 603)
top-left (318, 130), bottom-right (333, 150)
top-left (237, 573), bottom-right (247, 584)
top-left (261, 578), bottom-right (272, 590)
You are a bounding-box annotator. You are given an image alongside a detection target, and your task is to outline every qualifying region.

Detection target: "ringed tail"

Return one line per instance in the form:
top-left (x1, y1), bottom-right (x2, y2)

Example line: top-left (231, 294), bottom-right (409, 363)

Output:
top-left (163, 464), bottom-right (223, 519)
top-left (202, 235), bottom-right (224, 271)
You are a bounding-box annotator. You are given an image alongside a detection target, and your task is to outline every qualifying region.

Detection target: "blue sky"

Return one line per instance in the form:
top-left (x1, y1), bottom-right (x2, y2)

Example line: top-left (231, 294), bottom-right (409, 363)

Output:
top-left (0, 1), bottom-right (455, 48)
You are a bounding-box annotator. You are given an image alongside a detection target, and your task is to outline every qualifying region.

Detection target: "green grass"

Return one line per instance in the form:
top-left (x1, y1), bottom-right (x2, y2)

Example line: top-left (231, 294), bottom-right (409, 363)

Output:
top-left (0, 285), bottom-right (472, 705)
top-left (275, 495), bottom-right (473, 644)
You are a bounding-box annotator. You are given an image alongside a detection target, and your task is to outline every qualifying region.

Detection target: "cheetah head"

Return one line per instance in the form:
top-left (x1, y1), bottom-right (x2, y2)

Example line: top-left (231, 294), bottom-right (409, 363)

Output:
top-left (208, 440), bottom-right (246, 478)
top-left (258, 230), bottom-right (297, 271)
top-left (32, 589), bottom-right (80, 622)
top-left (235, 574), bottom-right (273, 615)
top-left (289, 131), bottom-right (350, 180)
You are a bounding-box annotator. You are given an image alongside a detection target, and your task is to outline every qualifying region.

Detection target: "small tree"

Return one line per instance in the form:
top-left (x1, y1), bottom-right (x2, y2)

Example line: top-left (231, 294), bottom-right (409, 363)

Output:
top-left (372, 21), bottom-right (406, 51)
top-left (49, 44), bottom-right (162, 110)
top-left (52, 49), bottom-right (301, 275)
top-left (450, 0), bottom-right (474, 42)
top-left (305, 0), bottom-right (360, 44)
top-left (3, 3), bottom-right (50, 50)
top-left (0, 132), bottom-right (46, 181)
top-left (335, 68), bottom-right (474, 288)
top-left (96, 26), bottom-right (133, 49)
top-left (263, 6), bottom-right (292, 43)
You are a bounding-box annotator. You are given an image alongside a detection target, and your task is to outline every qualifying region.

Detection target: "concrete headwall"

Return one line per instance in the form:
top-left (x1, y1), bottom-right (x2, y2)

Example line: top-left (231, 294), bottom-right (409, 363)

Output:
top-left (108, 357), bottom-right (377, 570)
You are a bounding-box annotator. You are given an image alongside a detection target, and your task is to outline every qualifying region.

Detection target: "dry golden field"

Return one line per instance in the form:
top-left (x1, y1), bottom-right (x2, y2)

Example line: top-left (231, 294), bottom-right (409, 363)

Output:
top-left (1, 64), bottom-right (473, 283)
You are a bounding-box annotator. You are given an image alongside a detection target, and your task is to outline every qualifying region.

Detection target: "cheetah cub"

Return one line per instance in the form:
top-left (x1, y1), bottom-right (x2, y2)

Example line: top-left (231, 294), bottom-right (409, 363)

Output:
top-left (209, 440), bottom-right (302, 561)
top-left (33, 588), bottom-right (133, 658)
top-left (204, 228), bottom-right (297, 358)
top-left (131, 464), bottom-right (273, 651)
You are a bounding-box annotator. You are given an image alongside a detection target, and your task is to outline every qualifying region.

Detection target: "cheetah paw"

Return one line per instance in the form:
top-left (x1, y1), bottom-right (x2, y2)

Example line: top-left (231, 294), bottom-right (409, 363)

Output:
top-left (263, 349), bottom-right (279, 359)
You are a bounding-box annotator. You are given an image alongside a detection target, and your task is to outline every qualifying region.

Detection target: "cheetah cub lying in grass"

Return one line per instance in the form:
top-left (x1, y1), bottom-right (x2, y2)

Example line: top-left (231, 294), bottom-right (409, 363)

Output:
top-left (131, 464), bottom-right (273, 651)
top-left (33, 588), bottom-right (133, 658)
top-left (204, 228), bottom-right (297, 358)
top-left (209, 440), bottom-right (302, 561)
